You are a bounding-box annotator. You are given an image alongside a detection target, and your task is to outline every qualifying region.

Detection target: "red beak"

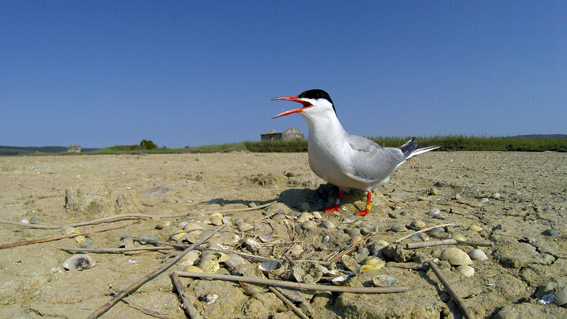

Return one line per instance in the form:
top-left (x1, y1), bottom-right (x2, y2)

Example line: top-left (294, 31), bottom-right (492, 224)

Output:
top-left (270, 96), bottom-right (312, 119)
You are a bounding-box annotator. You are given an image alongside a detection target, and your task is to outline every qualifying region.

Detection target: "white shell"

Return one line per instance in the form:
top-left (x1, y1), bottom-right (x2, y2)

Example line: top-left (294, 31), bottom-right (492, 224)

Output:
top-left (179, 250), bottom-right (201, 267)
top-left (554, 284), bottom-right (567, 306)
top-left (62, 254), bottom-right (96, 271)
top-left (468, 249), bottom-right (488, 261)
top-left (440, 248), bottom-right (473, 266)
top-left (456, 265), bottom-right (475, 277)
top-left (373, 275), bottom-right (398, 287)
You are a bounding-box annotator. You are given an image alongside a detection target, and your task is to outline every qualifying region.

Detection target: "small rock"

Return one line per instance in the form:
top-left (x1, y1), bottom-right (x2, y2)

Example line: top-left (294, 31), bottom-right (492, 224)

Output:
top-left (542, 229), bottom-right (560, 237)
top-left (391, 225), bottom-right (408, 232)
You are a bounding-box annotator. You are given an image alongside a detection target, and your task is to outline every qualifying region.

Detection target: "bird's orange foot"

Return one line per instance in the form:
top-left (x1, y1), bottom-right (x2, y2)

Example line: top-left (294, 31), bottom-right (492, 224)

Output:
top-left (322, 204), bottom-right (340, 213)
top-left (356, 209), bottom-right (369, 216)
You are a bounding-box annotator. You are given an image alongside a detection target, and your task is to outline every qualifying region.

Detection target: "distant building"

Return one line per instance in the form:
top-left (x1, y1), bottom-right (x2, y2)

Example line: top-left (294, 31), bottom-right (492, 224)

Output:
top-left (67, 144), bottom-right (82, 153)
top-left (261, 127), bottom-right (304, 141)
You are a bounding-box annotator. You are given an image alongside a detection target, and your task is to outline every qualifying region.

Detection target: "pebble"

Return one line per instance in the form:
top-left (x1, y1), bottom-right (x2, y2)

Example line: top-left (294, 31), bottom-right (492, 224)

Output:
top-left (410, 220), bottom-right (426, 229)
top-left (479, 198), bottom-right (489, 203)
top-left (542, 229), bottom-right (560, 237)
top-left (391, 225), bottom-right (408, 232)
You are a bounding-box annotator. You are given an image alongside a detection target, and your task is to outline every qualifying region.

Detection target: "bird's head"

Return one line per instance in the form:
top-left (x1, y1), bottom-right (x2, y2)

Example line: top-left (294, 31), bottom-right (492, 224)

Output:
top-left (270, 89), bottom-right (336, 119)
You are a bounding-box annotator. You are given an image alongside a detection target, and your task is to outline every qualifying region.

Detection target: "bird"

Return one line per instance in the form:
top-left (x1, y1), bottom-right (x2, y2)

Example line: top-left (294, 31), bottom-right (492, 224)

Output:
top-left (270, 89), bottom-right (440, 216)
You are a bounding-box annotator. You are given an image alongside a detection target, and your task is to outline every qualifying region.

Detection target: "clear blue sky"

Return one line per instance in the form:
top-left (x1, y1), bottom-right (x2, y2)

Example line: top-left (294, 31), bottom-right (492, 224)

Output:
top-left (2, 1), bottom-right (566, 148)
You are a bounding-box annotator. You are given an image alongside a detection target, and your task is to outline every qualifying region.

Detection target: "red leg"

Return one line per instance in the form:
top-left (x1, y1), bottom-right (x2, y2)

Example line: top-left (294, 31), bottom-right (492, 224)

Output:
top-left (323, 189), bottom-right (344, 213)
top-left (356, 191), bottom-right (371, 216)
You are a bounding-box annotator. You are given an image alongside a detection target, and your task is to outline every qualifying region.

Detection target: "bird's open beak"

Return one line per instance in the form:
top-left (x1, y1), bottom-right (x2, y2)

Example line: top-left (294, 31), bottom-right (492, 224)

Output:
top-left (270, 96), bottom-right (312, 119)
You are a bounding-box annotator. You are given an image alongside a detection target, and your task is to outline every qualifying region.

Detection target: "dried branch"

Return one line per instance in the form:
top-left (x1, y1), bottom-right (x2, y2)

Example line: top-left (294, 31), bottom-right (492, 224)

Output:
top-left (86, 224), bottom-right (226, 319)
top-left (121, 299), bottom-right (184, 319)
top-left (174, 271), bottom-right (407, 294)
top-left (405, 239), bottom-right (458, 249)
top-left (0, 224), bottom-right (127, 250)
top-left (427, 261), bottom-right (473, 319)
top-left (268, 286), bottom-right (308, 319)
top-left (393, 224), bottom-right (454, 244)
top-left (58, 246), bottom-right (172, 254)
top-left (170, 272), bottom-right (203, 319)
top-left (0, 202), bottom-right (275, 229)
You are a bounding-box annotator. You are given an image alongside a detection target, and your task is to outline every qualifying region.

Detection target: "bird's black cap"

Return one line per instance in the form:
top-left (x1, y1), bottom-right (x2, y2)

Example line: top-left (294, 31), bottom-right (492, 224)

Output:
top-left (297, 89), bottom-right (336, 114)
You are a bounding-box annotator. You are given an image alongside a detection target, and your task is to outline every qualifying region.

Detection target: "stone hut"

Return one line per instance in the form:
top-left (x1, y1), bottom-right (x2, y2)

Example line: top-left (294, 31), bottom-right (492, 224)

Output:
top-left (67, 144), bottom-right (82, 153)
top-left (282, 127), bottom-right (304, 140)
top-left (261, 127), bottom-right (304, 141)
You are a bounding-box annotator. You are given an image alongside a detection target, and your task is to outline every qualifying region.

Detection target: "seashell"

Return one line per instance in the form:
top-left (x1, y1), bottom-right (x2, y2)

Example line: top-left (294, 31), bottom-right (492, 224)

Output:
top-left (343, 215), bottom-right (358, 224)
top-left (312, 212), bottom-right (322, 219)
top-left (224, 253), bottom-right (246, 267)
top-left (29, 217), bottom-right (42, 224)
top-left (62, 254), bottom-right (96, 271)
top-left (468, 225), bottom-right (483, 232)
top-left (155, 220), bottom-right (171, 229)
top-left (80, 241), bottom-right (94, 248)
top-left (119, 237), bottom-right (135, 249)
top-left (178, 221), bottom-right (188, 229)
top-left (210, 215), bottom-right (223, 226)
top-left (302, 220), bottom-right (317, 229)
top-left (361, 257), bottom-right (386, 271)
top-left (63, 227), bottom-right (80, 235)
top-left (296, 215), bottom-right (310, 223)
top-left (74, 235), bottom-right (88, 244)
top-left (411, 220), bottom-right (426, 229)
top-left (238, 222), bottom-right (254, 232)
top-left (170, 231), bottom-right (188, 242)
top-left (332, 273), bottom-right (356, 285)
top-left (19, 219), bottom-right (30, 224)
top-left (440, 248), bottom-right (473, 266)
top-left (554, 284), bottom-right (567, 306)
top-left (199, 293), bottom-right (218, 305)
top-left (288, 244), bottom-right (304, 259)
top-left (449, 233), bottom-right (466, 241)
top-left (456, 265), bottom-right (475, 277)
top-left (468, 249), bottom-right (488, 261)
top-left (361, 224), bottom-right (378, 235)
top-left (183, 265), bottom-right (203, 273)
top-left (180, 230), bottom-right (204, 244)
top-left (391, 224), bottom-right (408, 232)
top-left (259, 230), bottom-right (275, 243)
top-left (183, 222), bottom-right (204, 232)
top-left (427, 208), bottom-right (445, 219)
top-left (198, 259), bottom-right (220, 274)
top-left (293, 262), bottom-right (325, 283)
top-left (210, 212), bottom-right (223, 219)
top-left (341, 255), bottom-right (362, 274)
top-left (373, 275), bottom-right (398, 287)
top-left (286, 211), bottom-right (301, 219)
top-left (426, 227), bottom-right (445, 238)
top-left (243, 237), bottom-right (262, 251)
top-left (179, 250), bottom-right (201, 267)
top-left (320, 221), bottom-right (336, 229)
top-left (259, 261), bottom-right (285, 276)
top-left (409, 232), bottom-right (429, 242)
top-left (350, 235), bottom-right (364, 246)
top-left (383, 244), bottom-right (409, 262)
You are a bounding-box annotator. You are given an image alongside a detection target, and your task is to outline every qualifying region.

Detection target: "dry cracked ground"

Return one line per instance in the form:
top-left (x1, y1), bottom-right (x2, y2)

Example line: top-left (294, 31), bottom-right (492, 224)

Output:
top-left (0, 151), bottom-right (566, 319)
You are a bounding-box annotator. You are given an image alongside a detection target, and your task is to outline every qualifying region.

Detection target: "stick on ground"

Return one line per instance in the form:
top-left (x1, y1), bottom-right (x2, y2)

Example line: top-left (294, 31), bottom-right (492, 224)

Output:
top-left (427, 261), bottom-right (473, 319)
top-left (170, 272), bottom-right (203, 319)
top-left (174, 271), bottom-right (407, 294)
top-left (86, 224), bottom-right (226, 319)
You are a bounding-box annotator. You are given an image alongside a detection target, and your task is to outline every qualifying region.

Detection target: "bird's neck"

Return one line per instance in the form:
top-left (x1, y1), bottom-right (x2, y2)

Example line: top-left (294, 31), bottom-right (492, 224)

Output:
top-left (304, 113), bottom-right (348, 146)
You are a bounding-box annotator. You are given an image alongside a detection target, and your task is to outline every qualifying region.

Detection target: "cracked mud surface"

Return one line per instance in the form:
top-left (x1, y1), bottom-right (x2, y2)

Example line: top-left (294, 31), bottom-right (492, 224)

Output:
top-left (1, 151), bottom-right (566, 318)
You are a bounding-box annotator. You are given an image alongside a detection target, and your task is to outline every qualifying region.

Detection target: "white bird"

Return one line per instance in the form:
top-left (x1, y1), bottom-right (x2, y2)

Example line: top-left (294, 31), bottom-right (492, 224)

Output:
top-left (271, 89), bottom-right (440, 216)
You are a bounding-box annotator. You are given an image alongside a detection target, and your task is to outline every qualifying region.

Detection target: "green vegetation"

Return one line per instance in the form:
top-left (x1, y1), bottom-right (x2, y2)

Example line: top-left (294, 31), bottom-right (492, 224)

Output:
top-left (1, 135), bottom-right (565, 156)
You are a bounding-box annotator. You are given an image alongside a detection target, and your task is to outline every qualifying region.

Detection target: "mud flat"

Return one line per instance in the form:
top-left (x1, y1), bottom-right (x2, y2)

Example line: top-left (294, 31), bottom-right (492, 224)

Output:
top-left (0, 151), bottom-right (566, 318)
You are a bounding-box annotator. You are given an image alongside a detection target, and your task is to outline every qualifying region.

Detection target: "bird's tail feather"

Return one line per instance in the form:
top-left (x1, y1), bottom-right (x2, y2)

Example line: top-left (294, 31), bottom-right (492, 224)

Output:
top-left (405, 144), bottom-right (442, 160)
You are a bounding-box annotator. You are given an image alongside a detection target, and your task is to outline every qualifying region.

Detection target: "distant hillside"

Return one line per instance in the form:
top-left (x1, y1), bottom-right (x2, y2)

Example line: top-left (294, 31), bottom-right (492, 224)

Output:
top-left (0, 146), bottom-right (99, 156)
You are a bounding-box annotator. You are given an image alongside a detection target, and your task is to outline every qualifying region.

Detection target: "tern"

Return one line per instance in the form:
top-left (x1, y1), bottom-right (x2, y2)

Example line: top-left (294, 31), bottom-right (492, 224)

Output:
top-left (271, 89), bottom-right (440, 216)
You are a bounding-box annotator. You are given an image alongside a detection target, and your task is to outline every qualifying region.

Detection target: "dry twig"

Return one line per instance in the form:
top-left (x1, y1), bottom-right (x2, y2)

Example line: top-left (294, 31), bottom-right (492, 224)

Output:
top-left (86, 224), bottom-right (226, 319)
top-left (58, 246), bottom-right (172, 254)
top-left (268, 286), bottom-right (308, 319)
top-left (175, 271), bottom-right (407, 294)
top-left (170, 272), bottom-right (203, 319)
top-left (0, 224), bottom-right (127, 250)
top-left (427, 261), bottom-right (473, 319)
top-left (0, 202), bottom-right (275, 229)
top-left (393, 223), bottom-right (454, 244)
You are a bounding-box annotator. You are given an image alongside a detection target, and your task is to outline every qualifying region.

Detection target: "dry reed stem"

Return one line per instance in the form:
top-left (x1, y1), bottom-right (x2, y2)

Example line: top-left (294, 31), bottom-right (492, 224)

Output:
top-left (86, 224), bottom-right (226, 319)
top-left (0, 202), bottom-right (274, 229)
top-left (0, 224), bottom-right (127, 250)
top-left (393, 223), bottom-right (454, 244)
top-left (428, 261), bottom-right (473, 319)
top-left (175, 271), bottom-right (407, 294)
top-left (268, 286), bottom-right (308, 319)
top-left (170, 272), bottom-right (203, 319)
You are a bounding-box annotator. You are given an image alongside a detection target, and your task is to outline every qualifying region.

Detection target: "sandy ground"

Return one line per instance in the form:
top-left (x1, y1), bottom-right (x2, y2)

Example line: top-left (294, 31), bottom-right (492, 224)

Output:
top-left (1, 151), bottom-right (566, 318)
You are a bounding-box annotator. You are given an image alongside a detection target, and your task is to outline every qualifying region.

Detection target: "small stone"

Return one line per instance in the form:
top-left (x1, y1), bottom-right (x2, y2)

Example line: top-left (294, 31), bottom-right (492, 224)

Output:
top-left (479, 198), bottom-right (489, 203)
top-left (391, 225), bottom-right (408, 232)
top-left (542, 229), bottom-right (560, 237)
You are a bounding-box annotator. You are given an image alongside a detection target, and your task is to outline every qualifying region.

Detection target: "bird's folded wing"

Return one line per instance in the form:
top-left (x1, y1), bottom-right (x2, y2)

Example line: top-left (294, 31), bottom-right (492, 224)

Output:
top-left (346, 135), bottom-right (404, 183)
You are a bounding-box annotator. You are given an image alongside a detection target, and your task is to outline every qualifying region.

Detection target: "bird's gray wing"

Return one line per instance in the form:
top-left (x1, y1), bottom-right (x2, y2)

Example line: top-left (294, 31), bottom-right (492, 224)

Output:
top-left (345, 135), bottom-right (405, 183)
